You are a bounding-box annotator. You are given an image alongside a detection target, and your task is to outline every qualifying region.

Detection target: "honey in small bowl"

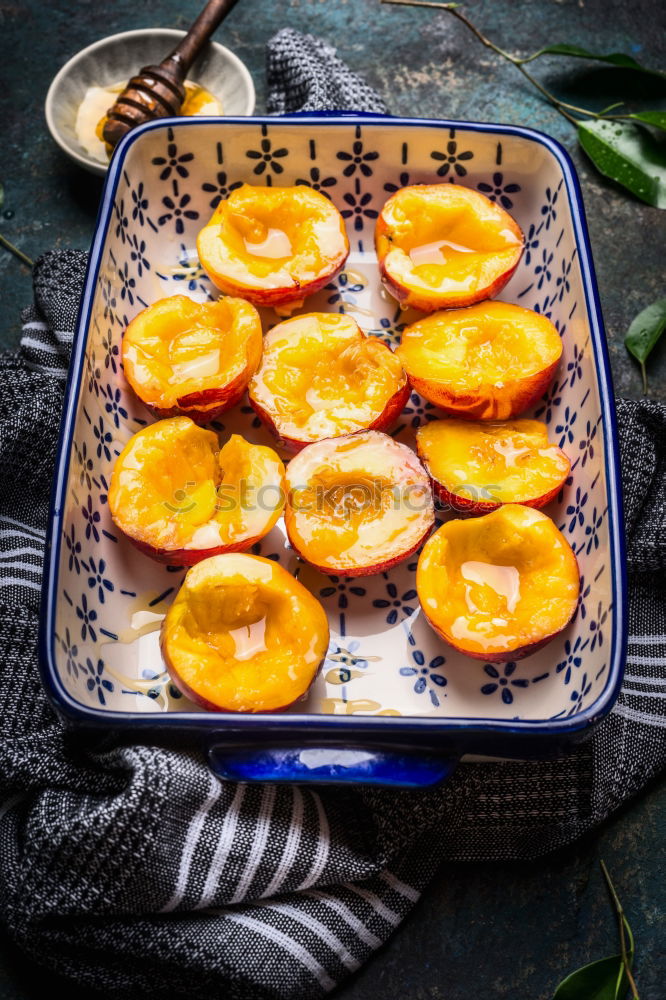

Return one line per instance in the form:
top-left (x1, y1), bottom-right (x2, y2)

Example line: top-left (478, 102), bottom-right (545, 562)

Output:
top-left (75, 80), bottom-right (223, 164)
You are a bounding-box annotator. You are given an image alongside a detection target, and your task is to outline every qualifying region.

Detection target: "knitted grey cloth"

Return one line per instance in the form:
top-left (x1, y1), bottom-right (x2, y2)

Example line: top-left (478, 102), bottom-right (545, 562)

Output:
top-left (0, 31), bottom-right (664, 1000)
top-left (267, 28), bottom-right (389, 115)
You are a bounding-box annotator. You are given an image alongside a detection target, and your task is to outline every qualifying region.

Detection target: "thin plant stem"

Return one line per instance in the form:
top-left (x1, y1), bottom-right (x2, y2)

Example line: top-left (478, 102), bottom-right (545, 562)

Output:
top-left (380, 0), bottom-right (608, 124)
top-left (511, 61), bottom-right (579, 124)
top-left (382, 0), bottom-right (515, 60)
top-left (518, 51), bottom-right (548, 65)
top-left (600, 860), bottom-right (640, 1000)
top-left (0, 233), bottom-right (33, 269)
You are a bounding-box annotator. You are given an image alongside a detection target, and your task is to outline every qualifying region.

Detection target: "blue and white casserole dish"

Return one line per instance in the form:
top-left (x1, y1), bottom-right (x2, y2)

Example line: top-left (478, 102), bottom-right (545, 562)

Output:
top-left (39, 114), bottom-right (627, 787)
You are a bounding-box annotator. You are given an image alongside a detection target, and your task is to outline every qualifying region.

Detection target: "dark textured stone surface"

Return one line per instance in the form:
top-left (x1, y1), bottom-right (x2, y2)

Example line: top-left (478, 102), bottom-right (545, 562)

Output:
top-left (0, 2), bottom-right (664, 998)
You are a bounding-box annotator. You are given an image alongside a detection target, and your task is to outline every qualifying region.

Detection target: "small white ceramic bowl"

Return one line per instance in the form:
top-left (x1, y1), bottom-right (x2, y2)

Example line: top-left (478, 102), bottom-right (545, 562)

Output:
top-left (45, 28), bottom-right (255, 175)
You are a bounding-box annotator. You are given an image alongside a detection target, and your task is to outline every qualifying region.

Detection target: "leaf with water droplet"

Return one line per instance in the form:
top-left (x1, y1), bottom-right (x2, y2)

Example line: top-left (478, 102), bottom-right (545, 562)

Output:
top-left (624, 298), bottom-right (666, 394)
top-left (521, 43), bottom-right (665, 78)
top-left (577, 119), bottom-right (666, 207)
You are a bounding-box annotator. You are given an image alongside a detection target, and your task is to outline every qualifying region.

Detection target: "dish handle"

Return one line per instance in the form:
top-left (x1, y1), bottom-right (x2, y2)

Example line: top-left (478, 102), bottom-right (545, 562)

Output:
top-left (206, 745), bottom-right (457, 787)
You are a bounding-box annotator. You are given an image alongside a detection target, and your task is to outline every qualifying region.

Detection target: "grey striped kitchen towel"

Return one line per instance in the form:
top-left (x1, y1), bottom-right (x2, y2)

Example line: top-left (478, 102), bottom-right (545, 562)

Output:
top-left (0, 29), bottom-right (665, 1000)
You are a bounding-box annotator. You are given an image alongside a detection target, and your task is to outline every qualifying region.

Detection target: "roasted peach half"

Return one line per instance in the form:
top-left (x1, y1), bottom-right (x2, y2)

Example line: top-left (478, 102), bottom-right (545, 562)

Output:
top-left (248, 312), bottom-right (409, 451)
top-left (108, 418), bottom-right (285, 566)
top-left (122, 295), bottom-right (262, 423)
top-left (416, 418), bottom-right (571, 513)
top-left (161, 554), bottom-right (329, 713)
top-left (284, 431), bottom-right (434, 577)
top-left (396, 301), bottom-right (562, 419)
top-left (375, 184), bottom-right (523, 311)
top-left (196, 184), bottom-right (349, 307)
top-left (417, 504), bottom-right (579, 661)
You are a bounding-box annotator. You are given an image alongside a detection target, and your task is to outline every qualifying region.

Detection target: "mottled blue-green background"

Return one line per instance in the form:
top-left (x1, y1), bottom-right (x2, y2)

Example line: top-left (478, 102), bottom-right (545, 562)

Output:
top-left (0, 1), bottom-right (664, 998)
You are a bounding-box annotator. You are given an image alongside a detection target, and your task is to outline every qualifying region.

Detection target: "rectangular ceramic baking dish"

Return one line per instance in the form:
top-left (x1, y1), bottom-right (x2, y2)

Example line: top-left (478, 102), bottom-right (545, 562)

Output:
top-left (39, 114), bottom-right (627, 787)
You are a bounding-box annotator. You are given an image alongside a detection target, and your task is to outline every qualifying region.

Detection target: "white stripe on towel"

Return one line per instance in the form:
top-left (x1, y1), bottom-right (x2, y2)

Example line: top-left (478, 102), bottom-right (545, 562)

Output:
top-left (627, 635), bottom-right (666, 647)
top-left (0, 547), bottom-right (44, 560)
top-left (613, 704), bottom-right (666, 727)
top-left (21, 336), bottom-right (65, 356)
top-left (0, 576), bottom-right (42, 593)
top-left (261, 785), bottom-right (305, 899)
top-left (224, 912), bottom-right (336, 991)
top-left (294, 792), bottom-right (330, 891)
top-left (623, 689), bottom-right (666, 700)
top-left (260, 900), bottom-right (360, 970)
top-left (305, 890), bottom-right (382, 950)
top-left (624, 674), bottom-right (666, 687)
top-left (161, 772), bottom-right (221, 913)
top-left (229, 784), bottom-right (276, 904)
top-left (196, 783), bottom-right (246, 909)
top-left (345, 884), bottom-right (401, 926)
top-left (380, 870), bottom-right (421, 902)
top-left (0, 517), bottom-right (46, 539)
top-left (0, 558), bottom-right (41, 576)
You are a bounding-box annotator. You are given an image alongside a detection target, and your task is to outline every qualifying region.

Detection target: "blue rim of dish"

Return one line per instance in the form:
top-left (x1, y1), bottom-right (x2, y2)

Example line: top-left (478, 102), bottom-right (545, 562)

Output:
top-left (38, 114), bottom-right (628, 738)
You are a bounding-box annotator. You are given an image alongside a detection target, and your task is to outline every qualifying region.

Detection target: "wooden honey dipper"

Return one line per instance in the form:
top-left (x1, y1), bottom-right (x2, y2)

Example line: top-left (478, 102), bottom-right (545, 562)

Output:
top-left (102, 0), bottom-right (241, 149)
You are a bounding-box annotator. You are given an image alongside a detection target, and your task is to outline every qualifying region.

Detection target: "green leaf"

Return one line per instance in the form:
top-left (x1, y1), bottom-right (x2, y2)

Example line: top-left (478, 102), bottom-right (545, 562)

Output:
top-left (624, 297), bottom-right (666, 393)
top-left (552, 953), bottom-right (625, 999)
top-left (553, 917), bottom-right (635, 1000)
top-left (577, 119), bottom-right (666, 207)
top-left (522, 43), bottom-right (665, 78)
top-left (628, 110), bottom-right (666, 132)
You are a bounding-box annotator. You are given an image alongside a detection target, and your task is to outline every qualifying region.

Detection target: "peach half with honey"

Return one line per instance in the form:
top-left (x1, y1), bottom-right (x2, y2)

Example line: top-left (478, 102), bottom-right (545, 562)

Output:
top-left (416, 504), bottom-right (580, 661)
top-left (248, 312), bottom-right (409, 451)
top-left (161, 554), bottom-right (330, 713)
top-left (416, 418), bottom-right (570, 513)
top-left (108, 418), bottom-right (285, 566)
top-left (396, 301), bottom-right (562, 420)
top-left (196, 184), bottom-right (349, 307)
top-left (284, 431), bottom-right (434, 577)
top-left (122, 295), bottom-right (262, 423)
top-left (375, 184), bottom-right (523, 312)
